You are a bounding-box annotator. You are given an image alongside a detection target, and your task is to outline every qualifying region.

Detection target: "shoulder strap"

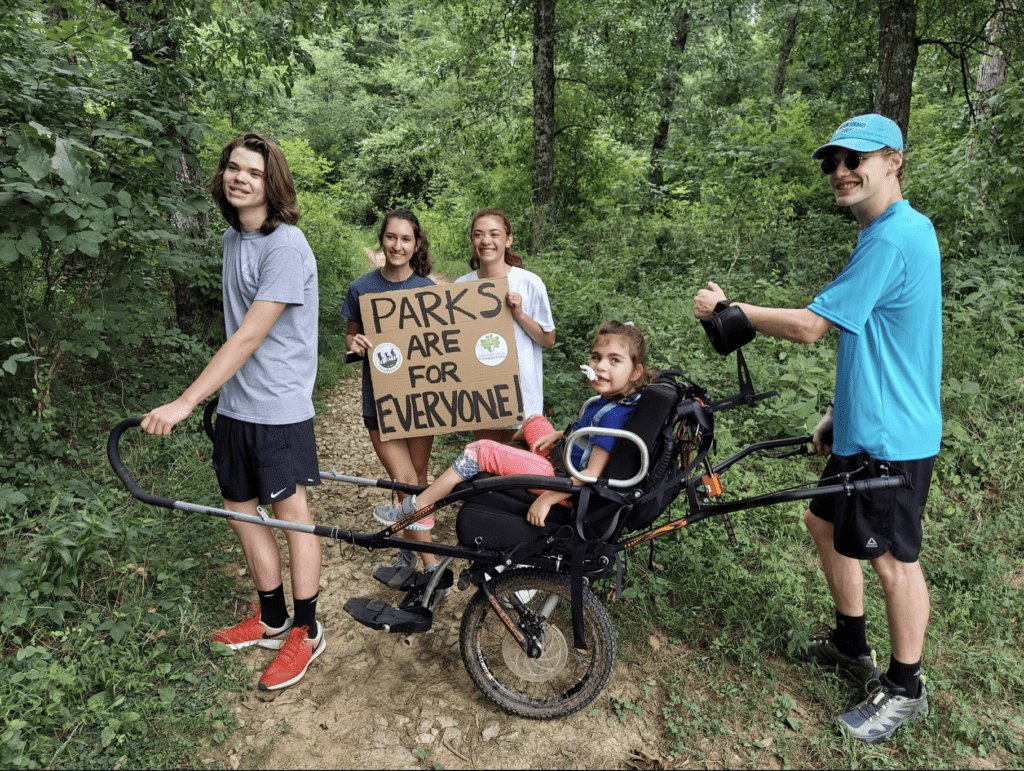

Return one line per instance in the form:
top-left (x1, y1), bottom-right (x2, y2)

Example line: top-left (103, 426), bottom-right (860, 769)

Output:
top-left (578, 393), bottom-right (639, 467)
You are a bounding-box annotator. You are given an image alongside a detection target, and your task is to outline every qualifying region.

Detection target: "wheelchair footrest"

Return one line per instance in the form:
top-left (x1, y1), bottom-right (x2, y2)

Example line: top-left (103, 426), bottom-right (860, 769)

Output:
top-left (373, 565), bottom-right (420, 590)
top-left (343, 598), bottom-right (433, 634)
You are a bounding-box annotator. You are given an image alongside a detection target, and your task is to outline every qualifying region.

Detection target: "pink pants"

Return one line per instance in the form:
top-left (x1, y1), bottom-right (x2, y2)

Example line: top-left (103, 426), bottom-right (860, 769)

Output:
top-left (452, 415), bottom-right (559, 488)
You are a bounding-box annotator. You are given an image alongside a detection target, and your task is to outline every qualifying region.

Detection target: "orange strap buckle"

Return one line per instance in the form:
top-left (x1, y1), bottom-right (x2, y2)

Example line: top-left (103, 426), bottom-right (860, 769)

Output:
top-left (701, 473), bottom-right (724, 497)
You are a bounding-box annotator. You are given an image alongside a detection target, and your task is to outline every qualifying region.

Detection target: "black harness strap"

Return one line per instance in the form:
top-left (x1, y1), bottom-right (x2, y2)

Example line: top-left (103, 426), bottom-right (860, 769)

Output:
top-left (569, 485), bottom-right (592, 649)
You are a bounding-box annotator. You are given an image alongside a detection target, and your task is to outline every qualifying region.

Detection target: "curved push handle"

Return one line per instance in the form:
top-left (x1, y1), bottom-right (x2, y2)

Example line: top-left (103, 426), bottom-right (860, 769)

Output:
top-left (106, 417), bottom-right (178, 510)
top-left (203, 398), bottom-right (218, 442)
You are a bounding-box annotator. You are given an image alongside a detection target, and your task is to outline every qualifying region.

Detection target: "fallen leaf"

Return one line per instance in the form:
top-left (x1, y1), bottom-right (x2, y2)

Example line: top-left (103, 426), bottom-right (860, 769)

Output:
top-left (626, 748), bottom-right (674, 770)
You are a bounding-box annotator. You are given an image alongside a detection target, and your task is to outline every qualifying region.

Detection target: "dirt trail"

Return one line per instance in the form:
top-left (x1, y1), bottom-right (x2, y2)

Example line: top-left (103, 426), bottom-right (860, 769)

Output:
top-left (208, 376), bottom-right (675, 771)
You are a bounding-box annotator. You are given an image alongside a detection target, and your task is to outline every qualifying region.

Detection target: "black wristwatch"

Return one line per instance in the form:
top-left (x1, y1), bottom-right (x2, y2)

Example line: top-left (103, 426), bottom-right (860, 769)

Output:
top-left (714, 299), bottom-right (732, 314)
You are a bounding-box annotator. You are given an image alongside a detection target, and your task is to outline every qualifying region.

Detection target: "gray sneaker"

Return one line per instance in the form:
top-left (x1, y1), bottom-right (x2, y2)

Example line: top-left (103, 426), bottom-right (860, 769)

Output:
top-left (372, 496), bottom-right (434, 530)
top-left (836, 674), bottom-right (928, 742)
top-left (393, 549), bottom-right (419, 570)
top-left (785, 628), bottom-right (880, 684)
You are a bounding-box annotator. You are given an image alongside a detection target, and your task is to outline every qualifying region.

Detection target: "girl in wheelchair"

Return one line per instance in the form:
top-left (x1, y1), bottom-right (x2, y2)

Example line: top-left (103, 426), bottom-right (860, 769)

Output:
top-left (372, 319), bottom-right (657, 532)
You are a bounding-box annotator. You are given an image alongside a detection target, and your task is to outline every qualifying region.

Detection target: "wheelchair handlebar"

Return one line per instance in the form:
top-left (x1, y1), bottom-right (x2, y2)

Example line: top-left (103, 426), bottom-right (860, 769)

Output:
top-left (106, 417), bottom-right (179, 510)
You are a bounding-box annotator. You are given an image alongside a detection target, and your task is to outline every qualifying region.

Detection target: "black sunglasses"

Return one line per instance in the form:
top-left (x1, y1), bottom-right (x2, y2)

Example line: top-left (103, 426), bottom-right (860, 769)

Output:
top-left (820, 150), bottom-right (886, 175)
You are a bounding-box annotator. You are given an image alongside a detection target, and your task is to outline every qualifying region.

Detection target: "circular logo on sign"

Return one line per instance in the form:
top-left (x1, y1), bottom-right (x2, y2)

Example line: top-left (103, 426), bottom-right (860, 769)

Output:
top-left (475, 333), bottom-right (509, 366)
top-left (372, 343), bottom-right (403, 374)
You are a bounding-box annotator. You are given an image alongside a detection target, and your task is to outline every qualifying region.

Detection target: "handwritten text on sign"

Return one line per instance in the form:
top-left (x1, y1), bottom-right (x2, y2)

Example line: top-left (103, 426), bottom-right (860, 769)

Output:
top-left (360, 278), bottom-right (523, 439)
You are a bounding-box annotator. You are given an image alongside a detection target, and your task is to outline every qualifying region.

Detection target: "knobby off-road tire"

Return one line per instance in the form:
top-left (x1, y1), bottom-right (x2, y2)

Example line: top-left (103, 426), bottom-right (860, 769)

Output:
top-left (459, 569), bottom-right (615, 719)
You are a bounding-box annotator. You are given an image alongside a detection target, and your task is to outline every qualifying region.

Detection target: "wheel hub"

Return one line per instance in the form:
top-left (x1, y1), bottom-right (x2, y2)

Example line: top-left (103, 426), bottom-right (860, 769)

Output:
top-left (501, 625), bottom-right (569, 682)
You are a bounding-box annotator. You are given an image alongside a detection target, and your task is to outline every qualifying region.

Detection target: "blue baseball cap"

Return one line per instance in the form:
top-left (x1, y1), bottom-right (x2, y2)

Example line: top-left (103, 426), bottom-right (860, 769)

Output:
top-left (811, 114), bottom-right (904, 159)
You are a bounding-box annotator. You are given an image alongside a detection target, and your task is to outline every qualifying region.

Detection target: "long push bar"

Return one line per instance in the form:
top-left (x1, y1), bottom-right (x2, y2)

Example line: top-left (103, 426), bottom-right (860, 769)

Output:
top-left (107, 417), bottom-right (568, 564)
top-left (110, 413), bottom-right (910, 563)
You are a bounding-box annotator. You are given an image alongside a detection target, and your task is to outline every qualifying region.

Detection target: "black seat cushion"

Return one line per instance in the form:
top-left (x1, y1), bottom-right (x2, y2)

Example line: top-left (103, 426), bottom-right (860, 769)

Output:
top-left (455, 491), bottom-right (572, 549)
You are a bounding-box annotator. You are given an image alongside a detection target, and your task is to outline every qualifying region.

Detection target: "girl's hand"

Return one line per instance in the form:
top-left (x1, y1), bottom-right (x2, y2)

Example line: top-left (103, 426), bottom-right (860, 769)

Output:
top-left (506, 291), bottom-right (524, 318)
top-left (347, 333), bottom-right (372, 356)
top-left (531, 431), bottom-right (563, 456)
top-left (527, 499), bottom-right (552, 527)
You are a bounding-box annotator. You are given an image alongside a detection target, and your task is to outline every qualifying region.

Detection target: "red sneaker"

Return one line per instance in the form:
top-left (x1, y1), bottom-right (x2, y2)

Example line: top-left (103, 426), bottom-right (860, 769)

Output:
top-left (258, 622), bottom-right (325, 691)
top-left (211, 601), bottom-right (293, 651)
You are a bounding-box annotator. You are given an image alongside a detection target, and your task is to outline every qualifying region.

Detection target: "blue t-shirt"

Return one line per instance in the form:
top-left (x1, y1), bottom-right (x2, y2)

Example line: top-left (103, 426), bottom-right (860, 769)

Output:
top-left (341, 269), bottom-right (436, 418)
top-left (808, 200), bottom-right (942, 460)
top-left (568, 394), bottom-right (638, 468)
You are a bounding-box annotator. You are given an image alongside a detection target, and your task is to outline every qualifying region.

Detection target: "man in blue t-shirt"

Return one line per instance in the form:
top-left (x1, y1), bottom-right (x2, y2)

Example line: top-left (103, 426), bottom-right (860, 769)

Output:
top-left (693, 114), bottom-right (940, 743)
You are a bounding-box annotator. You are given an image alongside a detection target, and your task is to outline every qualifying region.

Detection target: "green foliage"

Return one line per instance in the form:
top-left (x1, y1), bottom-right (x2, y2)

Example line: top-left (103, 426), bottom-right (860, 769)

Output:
top-left (2, 0), bottom-right (1024, 767)
top-left (0, 427), bottom-right (249, 769)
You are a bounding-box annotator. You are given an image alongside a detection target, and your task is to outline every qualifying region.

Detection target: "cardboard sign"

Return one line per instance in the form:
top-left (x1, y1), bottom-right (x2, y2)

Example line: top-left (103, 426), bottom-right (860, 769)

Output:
top-left (360, 277), bottom-right (523, 439)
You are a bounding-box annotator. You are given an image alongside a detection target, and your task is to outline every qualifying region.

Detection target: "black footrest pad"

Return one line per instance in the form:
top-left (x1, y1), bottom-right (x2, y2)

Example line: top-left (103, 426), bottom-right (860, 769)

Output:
top-left (374, 566), bottom-right (420, 590)
top-left (343, 597), bottom-right (433, 634)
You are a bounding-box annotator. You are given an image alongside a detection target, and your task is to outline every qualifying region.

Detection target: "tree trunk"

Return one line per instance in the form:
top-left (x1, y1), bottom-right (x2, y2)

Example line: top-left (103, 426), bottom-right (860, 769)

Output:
top-left (874, 0), bottom-right (918, 144)
top-left (973, 1), bottom-right (1012, 127)
top-left (532, 0), bottom-right (556, 252)
top-left (772, 6), bottom-right (801, 112)
top-left (647, 6), bottom-right (690, 199)
top-left (169, 125), bottom-right (216, 342)
top-left (101, 0), bottom-right (215, 340)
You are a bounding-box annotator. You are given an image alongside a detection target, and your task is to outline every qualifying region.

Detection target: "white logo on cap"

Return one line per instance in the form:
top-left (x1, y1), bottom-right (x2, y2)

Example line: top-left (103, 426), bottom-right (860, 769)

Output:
top-left (836, 121), bottom-right (867, 135)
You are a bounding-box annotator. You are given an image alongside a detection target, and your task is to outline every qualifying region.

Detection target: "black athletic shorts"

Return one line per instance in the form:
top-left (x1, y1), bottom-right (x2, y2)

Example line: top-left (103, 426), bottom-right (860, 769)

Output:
top-left (807, 453), bottom-right (934, 563)
top-left (363, 413), bottom-right (379, 432)
top-left (212, 414), bottom-right (321, 505)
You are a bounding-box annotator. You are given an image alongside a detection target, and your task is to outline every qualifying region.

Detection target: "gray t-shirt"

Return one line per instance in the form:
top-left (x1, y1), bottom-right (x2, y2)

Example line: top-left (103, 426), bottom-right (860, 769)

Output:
top-left (217, 224), bottom-right (319, 425)
top-left (342, 269), bottom-right (436, 418)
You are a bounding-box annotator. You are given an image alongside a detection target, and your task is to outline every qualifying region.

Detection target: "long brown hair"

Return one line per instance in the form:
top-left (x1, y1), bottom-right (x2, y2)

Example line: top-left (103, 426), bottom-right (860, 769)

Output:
top-left (207, 133), bottom-right (300, 235)
top-left (378, 209), bottom-right (433, 277)
top-left (592, 320), bottom-right (658, 391)
top-left (468, 208), bottom-right (524, 270)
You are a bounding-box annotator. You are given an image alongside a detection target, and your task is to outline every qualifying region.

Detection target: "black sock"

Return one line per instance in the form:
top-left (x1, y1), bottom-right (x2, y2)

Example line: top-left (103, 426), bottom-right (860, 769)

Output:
top-left (886, 655), bottom-right (922, 698)
top-left (257, 585), bottom-right (289, 629)
top-left (293, 593), bottom-right (319, 637)
top-left (832, 611), bottom-right (870, 658)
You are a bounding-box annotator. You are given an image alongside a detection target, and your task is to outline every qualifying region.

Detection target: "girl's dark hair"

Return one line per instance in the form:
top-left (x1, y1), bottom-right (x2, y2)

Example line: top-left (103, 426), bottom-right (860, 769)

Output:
top-left (592, 319), bottom-right (658, 390)
top-left (378, 209), bottom-right (432, 277)
top-left (207, 133), bottom-right (299, 235)
top-left (469, 208), bottom-right (524, 270)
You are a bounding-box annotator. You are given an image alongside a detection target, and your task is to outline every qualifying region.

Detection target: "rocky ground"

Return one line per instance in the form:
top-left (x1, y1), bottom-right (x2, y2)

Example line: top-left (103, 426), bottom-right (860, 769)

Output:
top-left (203, 375), bottom-right (678, 771)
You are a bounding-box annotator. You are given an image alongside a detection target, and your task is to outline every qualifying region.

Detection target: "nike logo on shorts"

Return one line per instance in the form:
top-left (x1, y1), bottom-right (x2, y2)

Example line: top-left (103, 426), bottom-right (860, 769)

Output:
top-left (271, 488), bottom-right (287, 499)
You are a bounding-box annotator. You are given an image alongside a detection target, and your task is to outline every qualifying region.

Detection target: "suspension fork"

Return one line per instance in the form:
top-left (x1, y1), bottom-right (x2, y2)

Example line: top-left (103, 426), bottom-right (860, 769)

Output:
top-left (479, 580), bottom-right (542, 659)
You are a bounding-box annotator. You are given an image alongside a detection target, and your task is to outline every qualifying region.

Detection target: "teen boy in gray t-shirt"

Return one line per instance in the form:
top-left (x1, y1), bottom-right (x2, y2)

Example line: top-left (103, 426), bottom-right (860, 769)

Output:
top-left (142, 133), bottom-right (324, 693)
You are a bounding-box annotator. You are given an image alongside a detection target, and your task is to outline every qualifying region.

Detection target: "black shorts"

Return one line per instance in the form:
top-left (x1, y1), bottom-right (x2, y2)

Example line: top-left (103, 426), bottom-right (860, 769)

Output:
top-left (212, 414), bottom-right (321, 505)
top-left (363, 413), bottom-right (379, 432)
top-left (808, 453), bottom-right (934, 562)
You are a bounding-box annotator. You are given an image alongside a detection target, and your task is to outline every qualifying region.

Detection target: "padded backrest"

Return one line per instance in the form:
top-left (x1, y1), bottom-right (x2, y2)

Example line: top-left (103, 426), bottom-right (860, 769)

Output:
top-left (601, 376), bottom-right (679, 484)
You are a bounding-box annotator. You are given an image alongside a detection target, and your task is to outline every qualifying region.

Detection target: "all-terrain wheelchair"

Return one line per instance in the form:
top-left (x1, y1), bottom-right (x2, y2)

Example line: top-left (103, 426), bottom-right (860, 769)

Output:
top-left (108, 346), bottom-right (909, 720)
